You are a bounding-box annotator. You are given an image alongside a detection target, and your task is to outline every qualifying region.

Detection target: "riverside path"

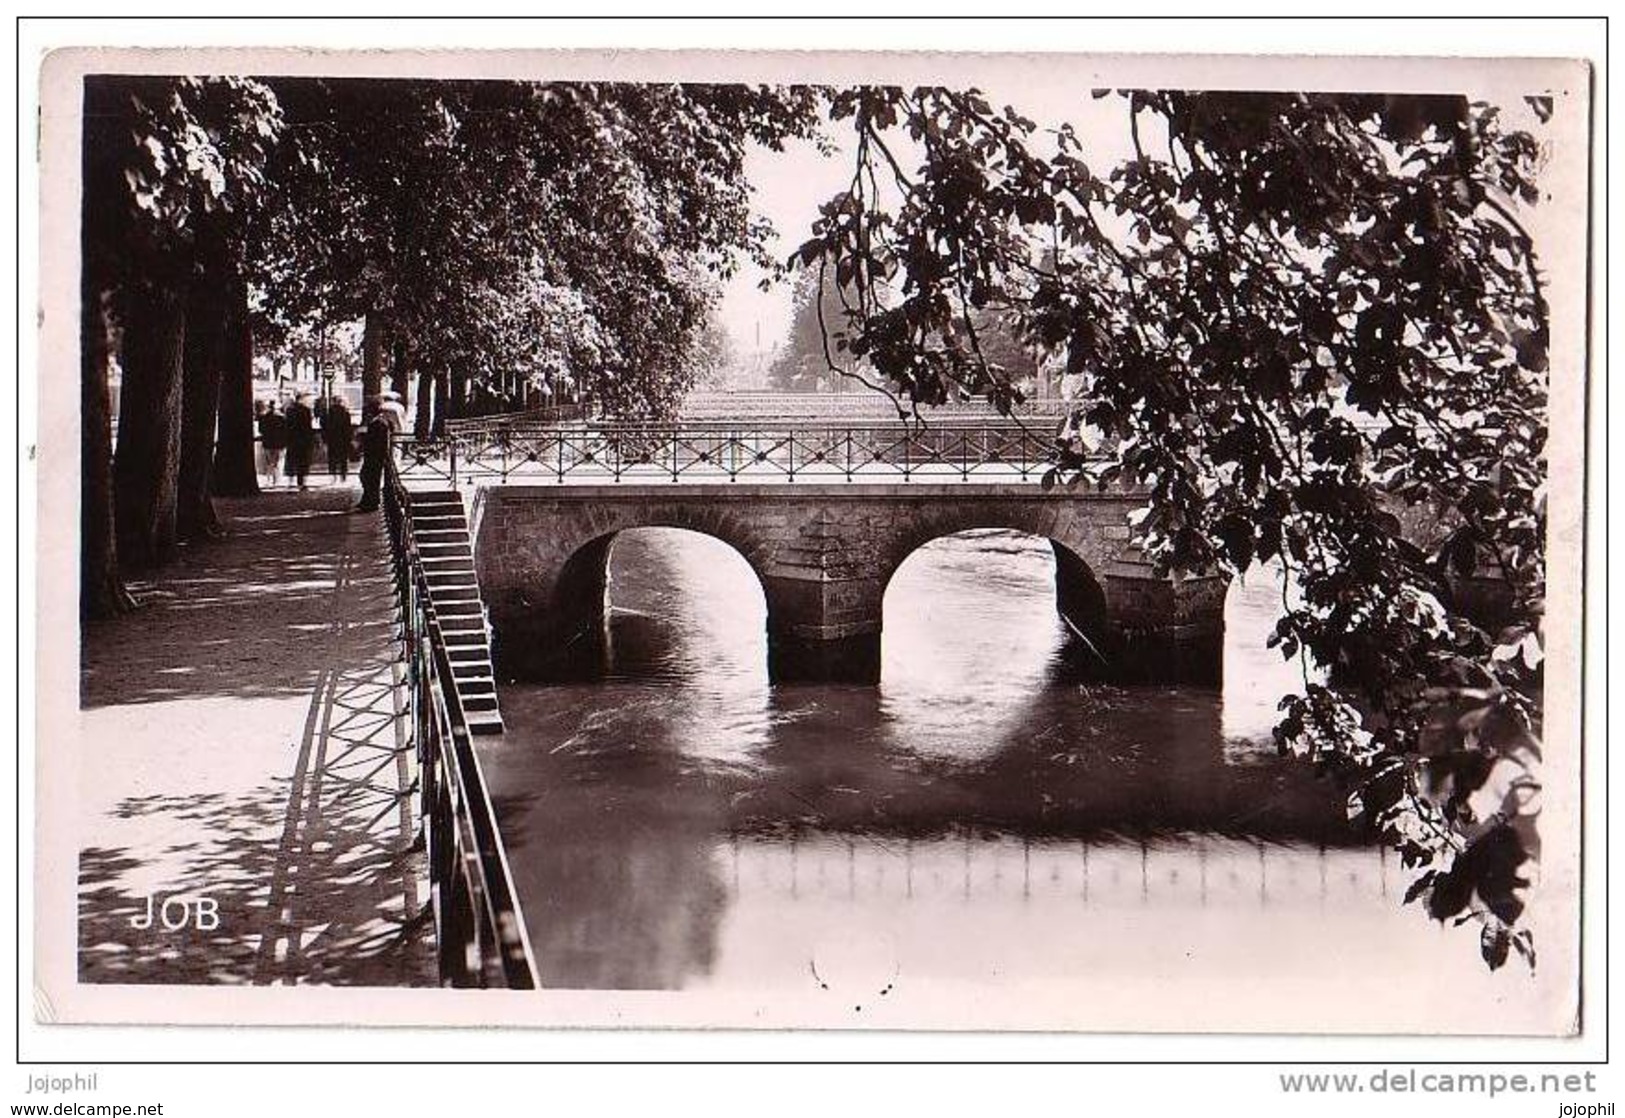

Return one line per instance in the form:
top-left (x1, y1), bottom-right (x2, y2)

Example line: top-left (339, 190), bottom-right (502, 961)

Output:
top-left (76, 486), bottom-right (436, 988)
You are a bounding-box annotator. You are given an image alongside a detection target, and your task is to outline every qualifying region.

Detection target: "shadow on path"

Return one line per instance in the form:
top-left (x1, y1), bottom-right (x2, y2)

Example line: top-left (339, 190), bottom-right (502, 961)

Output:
top-left (82, 488), bottom-right (387, 708)
top-left (78, 489), bottom-right (435, 986)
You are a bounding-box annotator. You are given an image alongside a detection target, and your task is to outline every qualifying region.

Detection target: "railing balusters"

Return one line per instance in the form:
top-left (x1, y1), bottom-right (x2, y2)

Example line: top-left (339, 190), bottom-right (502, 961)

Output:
top-left (384, 454), bottom-right (538, 990)
top-left (395, 415), bottom-right (1093, 487)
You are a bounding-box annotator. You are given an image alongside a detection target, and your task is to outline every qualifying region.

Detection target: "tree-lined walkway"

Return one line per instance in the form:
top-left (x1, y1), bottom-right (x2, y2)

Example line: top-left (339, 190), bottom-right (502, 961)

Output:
top-left (78, 487), bottom-right (435, 986)
top-left (73, 74), bottom-right (1558, 979)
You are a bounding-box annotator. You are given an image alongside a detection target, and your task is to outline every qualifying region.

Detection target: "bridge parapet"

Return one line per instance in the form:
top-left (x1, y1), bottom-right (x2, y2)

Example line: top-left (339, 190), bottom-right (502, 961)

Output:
top-left (396, 418), bottom-right (1076, 487)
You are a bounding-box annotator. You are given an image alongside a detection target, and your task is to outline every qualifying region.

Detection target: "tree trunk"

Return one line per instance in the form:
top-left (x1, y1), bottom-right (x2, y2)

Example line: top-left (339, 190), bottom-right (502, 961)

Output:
top-left (414, 366), bottom-right (435, 439)
top-left (114, 284), bottom-right (186, 570)
top-left (212, 283), bottom-right (259, 496)
top-left (448, 370), bottom-right (467, 421)
top-left (362, 309), bottom-right (390, 402)
top-left (432, 370), bottom-right (449, 438)
top-left (177, 278), bottom-right (229, 540)
top-left (81, 278), bottom-right (130, 619)
top-left (391, 334), bottom-right (411, 399)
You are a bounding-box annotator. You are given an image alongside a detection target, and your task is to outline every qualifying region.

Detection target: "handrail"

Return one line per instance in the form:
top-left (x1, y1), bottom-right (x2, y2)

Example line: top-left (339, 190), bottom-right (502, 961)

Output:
top-left (395, 418), bottom-right (1094, 487)
top-left (383, 450), bottom-right (538, 989)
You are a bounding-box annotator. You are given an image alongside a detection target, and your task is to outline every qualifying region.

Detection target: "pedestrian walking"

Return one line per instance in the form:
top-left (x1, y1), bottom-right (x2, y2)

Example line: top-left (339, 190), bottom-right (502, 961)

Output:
top-left (284, 392), bottom-right (317, 490)
top-left (355, 400), bottom-right (393, 513)
top-left (256, 399), bottom-right (287, 488)
top-left (322, 396), bottom-right (354, 481)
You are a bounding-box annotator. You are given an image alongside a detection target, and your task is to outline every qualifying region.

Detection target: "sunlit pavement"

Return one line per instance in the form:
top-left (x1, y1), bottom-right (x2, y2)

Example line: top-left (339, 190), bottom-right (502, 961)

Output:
top-left (76, 487), bottom-right (436, 987)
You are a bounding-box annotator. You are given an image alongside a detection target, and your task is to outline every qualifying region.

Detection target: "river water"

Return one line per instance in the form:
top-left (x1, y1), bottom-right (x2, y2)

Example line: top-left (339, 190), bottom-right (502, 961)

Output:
top-left (477, 528), bottom-right (1553, 1030)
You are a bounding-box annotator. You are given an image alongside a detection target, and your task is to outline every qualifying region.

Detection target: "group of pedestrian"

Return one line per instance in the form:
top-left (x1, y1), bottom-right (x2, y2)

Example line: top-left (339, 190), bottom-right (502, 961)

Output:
top-left (252, 390), bottom-right (404, 514)
top-left (255, 394), bottom-right (352, 489)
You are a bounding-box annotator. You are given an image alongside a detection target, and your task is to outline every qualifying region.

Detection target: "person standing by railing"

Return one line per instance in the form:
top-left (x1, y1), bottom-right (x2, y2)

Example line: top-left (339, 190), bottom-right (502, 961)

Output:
top-left (378, 389), bottom-right (407, 435)
top-left (354, 398), bottom-right (393, 513)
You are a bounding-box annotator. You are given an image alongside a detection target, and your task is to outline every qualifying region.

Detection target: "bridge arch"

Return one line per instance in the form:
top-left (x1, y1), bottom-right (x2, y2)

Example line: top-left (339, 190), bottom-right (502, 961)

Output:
top-left (866, 500), bottom-right (1226, 684)
top-left (551, 526), bottom-right (771, 681)
top-left (477, 496), bottom-right (776, 680)
top-left (878, 517), bottom-right (1113, 665)
top-left (875, 501), bottom-right (1116, 579)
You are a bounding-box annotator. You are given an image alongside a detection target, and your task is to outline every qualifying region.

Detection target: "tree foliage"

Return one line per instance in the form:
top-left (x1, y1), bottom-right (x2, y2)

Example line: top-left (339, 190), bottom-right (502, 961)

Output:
top-left (254, 78), bottom-right (822, 417)
top-left (794, 86), bottom-right (1550, 966)
top-left (766, 265), bottom-right (866, 392)
top-left (84, 75), bottom-right (283, 294)
top-left (82, 76), bottom-right (820, 611)
top-left (690, 308), bottom-right (742, 390)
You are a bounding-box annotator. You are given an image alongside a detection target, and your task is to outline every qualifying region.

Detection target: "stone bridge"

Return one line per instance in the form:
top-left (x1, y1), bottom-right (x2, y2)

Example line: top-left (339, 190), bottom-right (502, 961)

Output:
top-left (469, 482), bottom-right (1227, 685)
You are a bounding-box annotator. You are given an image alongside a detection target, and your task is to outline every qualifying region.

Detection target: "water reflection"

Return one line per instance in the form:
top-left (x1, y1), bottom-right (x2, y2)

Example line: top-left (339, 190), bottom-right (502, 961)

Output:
top-left (880, 529), bottom-right (1065, 761)
top-left (476, 529), bottom-right (1520, 1018)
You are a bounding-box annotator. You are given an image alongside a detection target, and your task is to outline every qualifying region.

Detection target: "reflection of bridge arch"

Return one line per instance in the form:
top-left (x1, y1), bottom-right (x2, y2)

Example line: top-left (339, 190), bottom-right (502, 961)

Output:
top-left (724, 832), bottom-right (1391, 911)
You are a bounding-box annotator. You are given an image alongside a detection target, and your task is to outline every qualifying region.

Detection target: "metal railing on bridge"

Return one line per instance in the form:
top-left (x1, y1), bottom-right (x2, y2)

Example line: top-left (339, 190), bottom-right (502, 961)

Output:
top-left (395, 418), bottom-right (1076, 487)
top-left (383, 456), bottom-right (538, 988)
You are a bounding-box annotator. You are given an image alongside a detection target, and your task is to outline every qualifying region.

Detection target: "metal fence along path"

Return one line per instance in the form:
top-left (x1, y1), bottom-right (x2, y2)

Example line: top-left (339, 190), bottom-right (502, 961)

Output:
top-left (383, 459), bottom-right (537, 988)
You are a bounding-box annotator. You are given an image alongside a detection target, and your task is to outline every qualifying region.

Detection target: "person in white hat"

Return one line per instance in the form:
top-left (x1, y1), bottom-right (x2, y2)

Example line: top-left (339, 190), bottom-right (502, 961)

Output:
top-left (377, 389), bottom-right (407, 434)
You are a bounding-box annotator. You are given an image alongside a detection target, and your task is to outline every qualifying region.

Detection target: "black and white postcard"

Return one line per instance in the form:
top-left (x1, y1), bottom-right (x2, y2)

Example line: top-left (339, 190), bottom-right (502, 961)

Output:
top-left (31, 43), bottom-right (1593, 1038)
